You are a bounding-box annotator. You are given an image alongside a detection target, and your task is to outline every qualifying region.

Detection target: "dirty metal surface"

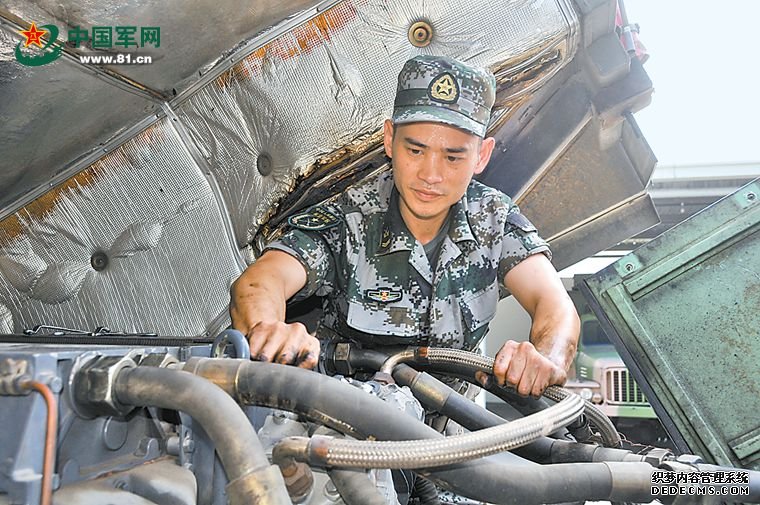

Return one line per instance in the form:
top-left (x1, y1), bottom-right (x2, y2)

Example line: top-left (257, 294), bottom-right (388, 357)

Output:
top-left (176, 0), bottom-right (579, 246)
top-left (582, 179), bottom-right (760, 470)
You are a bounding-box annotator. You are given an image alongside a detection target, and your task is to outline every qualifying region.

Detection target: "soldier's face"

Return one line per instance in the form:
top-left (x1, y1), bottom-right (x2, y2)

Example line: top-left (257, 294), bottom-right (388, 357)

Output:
top-left (383, 120), bottom-right (495, 231)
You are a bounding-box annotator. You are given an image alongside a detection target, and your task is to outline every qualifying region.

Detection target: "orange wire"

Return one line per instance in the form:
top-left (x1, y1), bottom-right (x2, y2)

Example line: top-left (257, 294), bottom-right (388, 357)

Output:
top-left (23, 381), bottom-right (57, 505)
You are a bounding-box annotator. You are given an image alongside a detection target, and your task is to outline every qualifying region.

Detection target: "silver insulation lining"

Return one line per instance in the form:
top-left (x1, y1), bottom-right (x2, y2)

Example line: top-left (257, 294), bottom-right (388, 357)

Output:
top-left (0, 118), bottom-right (242, 336)
top-left (0, 0), bottom-right (588, 337)
top-left (0, 22), bottom-right (158, 214)
top-left (177, 0), bottom-right (578, 247)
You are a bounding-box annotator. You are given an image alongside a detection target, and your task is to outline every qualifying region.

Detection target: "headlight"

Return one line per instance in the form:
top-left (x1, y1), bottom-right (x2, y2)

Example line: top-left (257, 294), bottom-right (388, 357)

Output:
top-left (580, 388), bottom-right (593, 401)
top-left (592, 392), bottom-right (603, 404)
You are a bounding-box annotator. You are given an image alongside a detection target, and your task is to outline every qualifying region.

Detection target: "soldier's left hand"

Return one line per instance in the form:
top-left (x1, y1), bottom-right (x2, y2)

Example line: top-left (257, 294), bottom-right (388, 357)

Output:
top-left (488, 340), bottom-right (567, 398)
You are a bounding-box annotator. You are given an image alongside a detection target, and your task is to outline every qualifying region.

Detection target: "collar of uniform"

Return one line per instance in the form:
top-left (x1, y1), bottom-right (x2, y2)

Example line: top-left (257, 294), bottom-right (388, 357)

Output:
top-left (376, 187), bottom-right (416, 256)
top-left (376, 182), bottom-right (478, 255)
top-left (448, 189), bottom-right (478, 246)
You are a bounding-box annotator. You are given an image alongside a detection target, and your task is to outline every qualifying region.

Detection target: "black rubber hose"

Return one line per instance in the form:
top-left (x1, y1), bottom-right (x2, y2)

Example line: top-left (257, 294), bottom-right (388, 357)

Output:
top-left (348, 349), bottom-right (626, 464)
top-left (327, 469), bottom-right (389, 505)
top-left (694, 464), bottom-right (760, 502)
top-left (315, 425), bottom-right (389, 505)
top-left (184, 358), bottom-right (656, 505)
top-left (337, 346), bottom-right (387, 372)
top-left (412, 475), bottom-right (441, 505)
top-left (393, 363), bottom-right (505, 429)
top-left (345, 349), bottom-right (532, 429)
top-left (113, 366), bottom-right (270, 482)
top-left (344, 347), bottom-right (554, 416)
top-left (348, 350), bottom-right (573, 464)
top-left (410, 349), bottom-right (621, 448)
top-left (392, 364), bottom-right (642, 465)
top-left (343, 346), bottom-right (561, 426)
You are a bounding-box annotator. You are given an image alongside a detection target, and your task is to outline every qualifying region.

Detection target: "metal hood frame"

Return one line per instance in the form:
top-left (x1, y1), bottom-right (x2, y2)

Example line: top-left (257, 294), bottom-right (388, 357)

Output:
top-left (582, 179), bottom-right (760, 470)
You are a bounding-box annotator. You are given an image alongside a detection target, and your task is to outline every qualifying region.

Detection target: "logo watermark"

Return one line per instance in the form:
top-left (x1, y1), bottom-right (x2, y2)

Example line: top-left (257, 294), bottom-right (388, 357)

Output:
top-left (15, 22), bottom-right (159, 67)
top-left (650, 470), bottom-right (750, 498)
top-left (15, 23), bottom-right (62, 66)
top-left (78, 54), bottom-right (152, 65)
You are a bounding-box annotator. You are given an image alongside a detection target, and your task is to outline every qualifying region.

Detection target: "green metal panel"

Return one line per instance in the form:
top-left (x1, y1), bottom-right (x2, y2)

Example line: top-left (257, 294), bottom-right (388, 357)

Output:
top-left (581, 179), bottom-right (760, 470)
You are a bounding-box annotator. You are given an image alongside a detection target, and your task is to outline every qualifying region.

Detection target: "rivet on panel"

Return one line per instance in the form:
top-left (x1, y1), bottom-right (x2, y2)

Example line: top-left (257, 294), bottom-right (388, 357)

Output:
top-left (624, 263), bottom-right (635, 272)
top-left (746, 192), bottom-right (756, 202)
top-left (408, 21), bottom-right (433, 48)
top-left (48, 376), bottom-right (63, 394)
top-left (257, 153), bottom-right (274, 176)
top-left (91, 251), bottom-right (109, 271)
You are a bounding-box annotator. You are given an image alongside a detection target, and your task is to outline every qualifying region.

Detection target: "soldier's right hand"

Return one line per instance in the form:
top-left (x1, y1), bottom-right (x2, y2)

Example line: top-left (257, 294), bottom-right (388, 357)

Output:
top-left (246, 320), bottom-right (320, 369)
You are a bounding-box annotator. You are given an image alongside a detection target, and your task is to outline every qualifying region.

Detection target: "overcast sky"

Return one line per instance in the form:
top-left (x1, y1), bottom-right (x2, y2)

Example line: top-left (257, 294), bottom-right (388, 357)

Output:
top-left (624, 1), bottom-right (760, 166)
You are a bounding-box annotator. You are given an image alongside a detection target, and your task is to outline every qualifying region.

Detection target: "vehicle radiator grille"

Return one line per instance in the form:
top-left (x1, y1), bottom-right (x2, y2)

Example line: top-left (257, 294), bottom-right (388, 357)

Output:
top-left (605, 368), bottom-right (649, 405)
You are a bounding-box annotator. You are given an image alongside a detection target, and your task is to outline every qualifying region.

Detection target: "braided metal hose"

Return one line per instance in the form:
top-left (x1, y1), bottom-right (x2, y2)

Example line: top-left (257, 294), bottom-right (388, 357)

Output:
top-left (274, 393), bottom-right (584, 469)
top-left (421, 347), bottom-right (622, 447)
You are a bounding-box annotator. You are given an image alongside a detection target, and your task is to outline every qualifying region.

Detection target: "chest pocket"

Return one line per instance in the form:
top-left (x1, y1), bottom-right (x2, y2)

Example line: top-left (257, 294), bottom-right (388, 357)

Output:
top-left (458, 282), bottom-right (499, 336)
top-left (345, 291), bottom-right (419, 337)
top-left (344, 243), bottom-right (422, 337)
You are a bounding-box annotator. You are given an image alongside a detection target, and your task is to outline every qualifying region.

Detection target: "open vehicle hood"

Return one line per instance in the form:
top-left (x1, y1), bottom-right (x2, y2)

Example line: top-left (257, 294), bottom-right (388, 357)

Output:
top-left (1, 0), bottom-right (657, 337)
top-left (582, 179), bottom-right (760, 471)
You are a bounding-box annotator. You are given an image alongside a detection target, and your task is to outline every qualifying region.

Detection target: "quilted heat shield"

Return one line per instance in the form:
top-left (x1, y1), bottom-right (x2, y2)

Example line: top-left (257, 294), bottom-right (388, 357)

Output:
top-left (0, 0), bottom-right (657, 336)
top-left (176, 0), bottom-right (579, 247)
top-left (0, 119), bottom-right (243, 336)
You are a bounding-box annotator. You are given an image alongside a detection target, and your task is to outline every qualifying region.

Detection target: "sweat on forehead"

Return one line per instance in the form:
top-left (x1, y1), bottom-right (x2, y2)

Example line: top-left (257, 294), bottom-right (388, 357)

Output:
top-left (391, 121), bottom-right (484, 150)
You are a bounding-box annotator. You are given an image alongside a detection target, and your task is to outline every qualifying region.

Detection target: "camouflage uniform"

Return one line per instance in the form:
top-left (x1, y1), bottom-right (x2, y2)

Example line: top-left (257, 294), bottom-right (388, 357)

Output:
top-left (266, 170), bottom-right (550, 351)
top-left (264, 55), bottom-right (551, 351)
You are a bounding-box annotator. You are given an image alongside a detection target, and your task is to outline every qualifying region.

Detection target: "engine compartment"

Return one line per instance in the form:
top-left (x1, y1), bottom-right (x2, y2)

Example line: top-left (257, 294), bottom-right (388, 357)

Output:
top-left (1, 336), bottom-right (757, 505)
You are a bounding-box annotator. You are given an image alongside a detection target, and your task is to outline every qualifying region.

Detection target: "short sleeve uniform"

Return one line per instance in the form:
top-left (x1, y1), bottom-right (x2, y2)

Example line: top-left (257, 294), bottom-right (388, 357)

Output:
top-left (264, 169), bottom-right (551, 351)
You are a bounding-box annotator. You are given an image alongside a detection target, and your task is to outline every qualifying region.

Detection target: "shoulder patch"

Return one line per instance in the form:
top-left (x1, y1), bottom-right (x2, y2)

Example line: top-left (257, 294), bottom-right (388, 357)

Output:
top-left (288, 207), bottom-right (340, 231)
top-left (506, 212), bottom-right (537, 233)
top-left (365, 288), bottom-right (403, 303)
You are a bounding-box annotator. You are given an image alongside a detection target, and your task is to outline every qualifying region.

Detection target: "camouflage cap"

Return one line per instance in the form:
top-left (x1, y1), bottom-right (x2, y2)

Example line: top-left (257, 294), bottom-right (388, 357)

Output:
top-left (392, 55), bottom-right (496, 137)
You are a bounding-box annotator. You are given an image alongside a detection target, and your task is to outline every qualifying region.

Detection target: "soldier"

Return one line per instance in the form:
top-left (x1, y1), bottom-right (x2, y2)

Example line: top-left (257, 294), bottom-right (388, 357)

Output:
top-left (230, 55), bottom-right (579, 398)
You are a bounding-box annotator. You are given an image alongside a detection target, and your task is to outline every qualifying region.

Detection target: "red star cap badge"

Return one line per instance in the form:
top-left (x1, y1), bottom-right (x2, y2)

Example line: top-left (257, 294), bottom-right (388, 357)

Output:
top-left (20, 22), bottom-right (47, 48)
